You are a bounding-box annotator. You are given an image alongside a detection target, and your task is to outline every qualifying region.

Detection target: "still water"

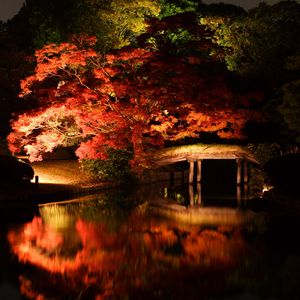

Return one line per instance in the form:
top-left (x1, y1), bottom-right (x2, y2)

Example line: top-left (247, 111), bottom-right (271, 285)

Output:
top-left (1, 183), bottom-right (300, 300)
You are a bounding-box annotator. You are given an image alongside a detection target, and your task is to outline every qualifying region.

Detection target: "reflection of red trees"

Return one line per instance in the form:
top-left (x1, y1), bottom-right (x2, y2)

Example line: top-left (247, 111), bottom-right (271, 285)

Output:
top-left (19, 275), bottom-right (45, 300)
top-left (8, 216), bottom-right (248, 299)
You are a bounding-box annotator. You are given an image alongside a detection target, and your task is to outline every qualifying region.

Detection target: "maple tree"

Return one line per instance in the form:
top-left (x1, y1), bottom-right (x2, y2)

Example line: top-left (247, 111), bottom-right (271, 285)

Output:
top-left (7, 14), bottom-right (262, 171)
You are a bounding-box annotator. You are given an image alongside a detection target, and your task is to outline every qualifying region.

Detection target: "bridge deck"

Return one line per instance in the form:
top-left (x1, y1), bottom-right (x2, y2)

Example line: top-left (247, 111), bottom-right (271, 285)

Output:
top-left (149, 144), bottom-right (258, 167)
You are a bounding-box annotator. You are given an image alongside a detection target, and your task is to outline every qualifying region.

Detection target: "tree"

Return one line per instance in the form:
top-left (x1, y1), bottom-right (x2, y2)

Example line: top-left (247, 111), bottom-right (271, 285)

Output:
top-left (7, 0), bottom-right (160, 51)
top-left (0, 23), bottom-right (33, 137)
top-left (158, 0), bottom-right (202, 18)
top-left (94, 0), bottom-right (161, 50)
top-left (199, 1), bottom-right (300, 144)
top-left (278, 80), bottom-right (300, 142)
top-left (8, 17), bottom-right (262, 171)
top-left (208, 1), bottom-right (300, 84)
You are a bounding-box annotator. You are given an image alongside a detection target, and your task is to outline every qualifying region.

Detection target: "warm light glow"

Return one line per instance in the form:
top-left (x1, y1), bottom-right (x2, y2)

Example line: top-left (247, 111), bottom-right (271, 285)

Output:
top-left (39, 205), bottom-right (75, 229)
top-left (33, 171), bottom-right (69, 184)
top-left (30, 160), bottom-right (91, 185)
top-left (261, 184), bottom-right (274, 197)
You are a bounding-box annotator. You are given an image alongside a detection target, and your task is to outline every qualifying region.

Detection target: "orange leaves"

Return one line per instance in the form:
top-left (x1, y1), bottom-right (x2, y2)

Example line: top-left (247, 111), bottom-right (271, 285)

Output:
top-left (10, 35), bottom-right (263, 167)
top-left (19, 75), bottom-right (36, 97)
top-left (35, 42), bottom-right (97, 71)
top-left (6, 132), bottom-right (21, 154)
top-left (20, 39), bottom-right (97, 97)
top-left (75, 136), bottom-right (109, 160)
top-left (7, 216), bottom-right (64, 268)
top-left (19, 276), bottom-right (46, 300)
top-left (8, 212), bottom-right (249, 299)
top-left (106, 48), bottom-right (151, 65)
top-left (150, 114), bottom-right (178, 137)
top-left (94, 69), bottom-right (111, 83)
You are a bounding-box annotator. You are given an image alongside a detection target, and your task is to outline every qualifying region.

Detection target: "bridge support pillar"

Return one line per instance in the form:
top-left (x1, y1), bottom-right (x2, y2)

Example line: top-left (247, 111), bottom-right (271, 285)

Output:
top-left (236, 159), bottom-right (249, 185)
top-left (237, 185), bottom-right (242, 208)
top-left (189, 183), bottom-right (202, 207)
top-left (189, 184), bottom-right (194, 206)
top-left (188, 160), bottom-right (195, 184)
top-left (188, 159), bottom-right (202, 184)
top-left (236, 158), bottom-right (243, 185)
top-left (196, 160), bottom-right (202, 183)
top-left (196, 182), bottom-right (202, 205)
top-left (244, 160), bottom-right (248, 184)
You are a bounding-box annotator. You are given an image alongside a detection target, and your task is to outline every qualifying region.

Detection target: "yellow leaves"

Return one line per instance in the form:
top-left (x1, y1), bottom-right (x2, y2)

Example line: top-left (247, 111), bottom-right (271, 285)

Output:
top-left (150, 114), bottom-right (178, 137)
top-left (169, 131), bottom-right (198, 141)
top-left (97, 0), bottom-right (160, 49)
top-left (151, 121), bottom-right (173, 133)
top-left (200, 16), bottom-right (227, 29)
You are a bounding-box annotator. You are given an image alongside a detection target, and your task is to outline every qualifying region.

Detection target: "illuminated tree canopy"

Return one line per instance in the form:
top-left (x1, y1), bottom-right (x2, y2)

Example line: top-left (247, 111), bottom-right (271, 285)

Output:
top-left (7, 0), bottom-right (160, 51)
top-left (201, 1), bottom-right (300, 83)
top-left (7, 14), bottom-right (262, 170)
top-left (0, 0), bottom-right (300, 158)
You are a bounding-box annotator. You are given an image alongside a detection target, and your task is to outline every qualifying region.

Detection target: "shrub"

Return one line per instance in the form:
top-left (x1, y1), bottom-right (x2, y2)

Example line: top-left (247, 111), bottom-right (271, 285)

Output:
top-left (80, 149), bottom-right (133, 181)
top-left (247, 143), bottom-right (281, 197)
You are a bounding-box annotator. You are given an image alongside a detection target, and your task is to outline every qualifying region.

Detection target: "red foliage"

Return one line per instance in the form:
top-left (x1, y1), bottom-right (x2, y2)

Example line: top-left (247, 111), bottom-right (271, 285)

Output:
top-left (8, 214), bottom-right (248, 299)
top-left (8, 34), bottom-right (262, 169)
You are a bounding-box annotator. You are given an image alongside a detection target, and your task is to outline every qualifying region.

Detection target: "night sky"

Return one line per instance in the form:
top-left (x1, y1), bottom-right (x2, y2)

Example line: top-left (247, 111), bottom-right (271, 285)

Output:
top-left (0, 0), bottom-right (24, 22)
top-left (1, 0), bottom-right (299, 22)
top-left (202, 0), bottom-right (298, 10)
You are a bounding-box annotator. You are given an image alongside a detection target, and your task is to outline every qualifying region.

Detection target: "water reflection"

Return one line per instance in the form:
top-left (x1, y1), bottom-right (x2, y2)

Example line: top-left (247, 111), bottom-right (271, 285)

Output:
top-left (7, 191), bottom-right (267, 300)
top-left (188, 183), bottom-right (202, 206)
top-left (162, 181), bottom-right (256, 209)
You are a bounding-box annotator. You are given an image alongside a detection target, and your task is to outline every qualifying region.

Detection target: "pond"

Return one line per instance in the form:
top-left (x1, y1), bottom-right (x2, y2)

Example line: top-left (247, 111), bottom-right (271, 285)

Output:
top-left (1, 182), bottom-right (300, 300)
